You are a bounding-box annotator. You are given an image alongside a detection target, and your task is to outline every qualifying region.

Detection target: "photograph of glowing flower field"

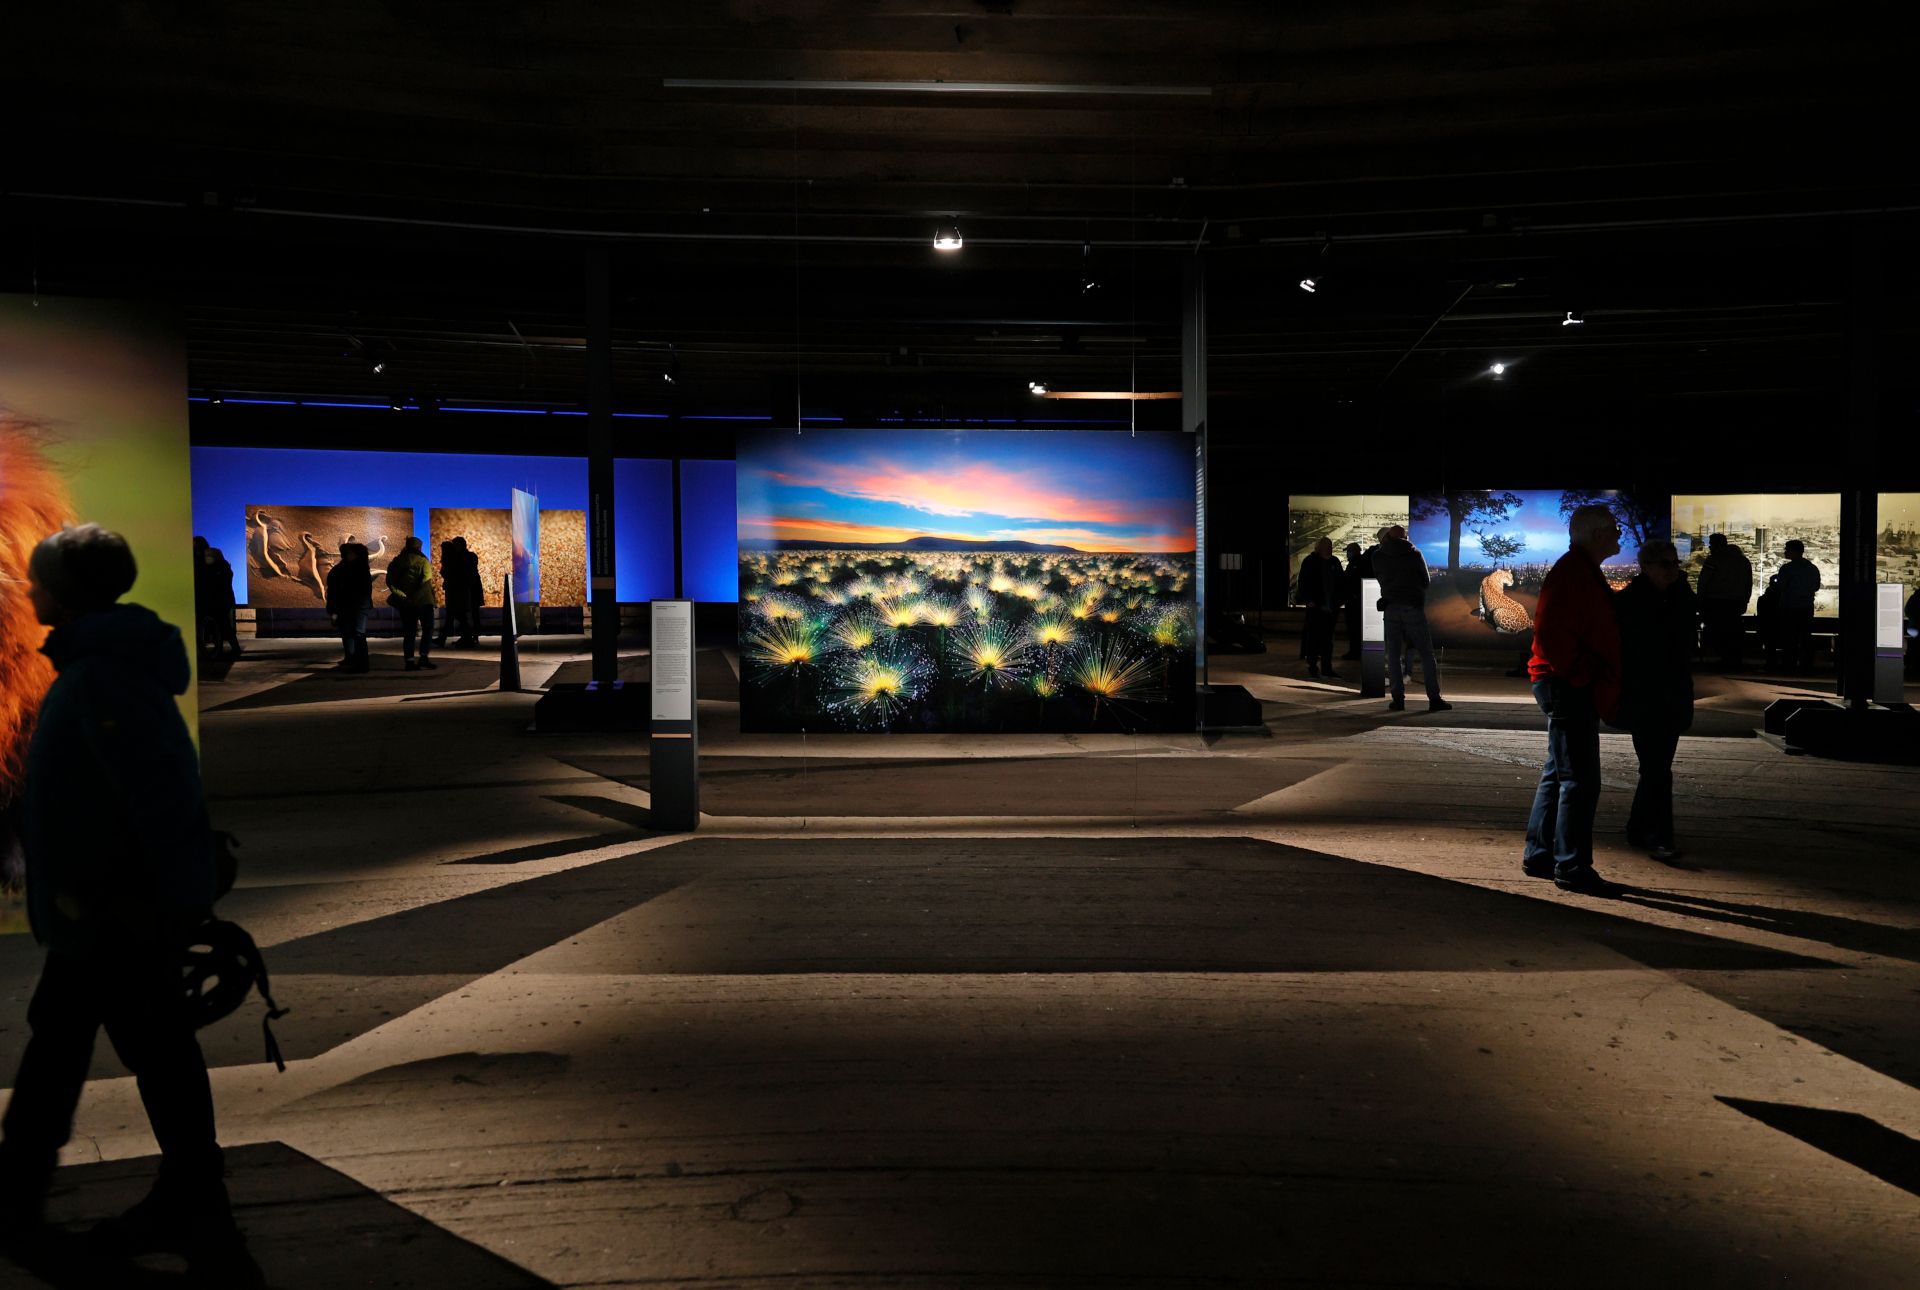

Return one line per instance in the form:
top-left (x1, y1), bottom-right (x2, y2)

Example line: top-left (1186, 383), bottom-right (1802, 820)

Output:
top-left (736, 429), bottom-right (1197, 733)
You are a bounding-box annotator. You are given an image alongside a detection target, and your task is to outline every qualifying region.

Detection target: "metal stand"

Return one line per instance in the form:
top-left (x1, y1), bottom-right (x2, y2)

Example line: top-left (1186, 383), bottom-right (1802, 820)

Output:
top-left (1359, 578), bottom-right (1385, 698)
top-left (648, 599), bottom-right (700, 830)
top-left (499, 572), bottom-right (521, 692)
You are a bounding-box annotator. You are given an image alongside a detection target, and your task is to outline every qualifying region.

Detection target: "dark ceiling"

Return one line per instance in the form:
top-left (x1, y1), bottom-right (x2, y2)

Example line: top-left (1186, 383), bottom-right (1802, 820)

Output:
top-left (6, 1), bottom-right (1917, 482)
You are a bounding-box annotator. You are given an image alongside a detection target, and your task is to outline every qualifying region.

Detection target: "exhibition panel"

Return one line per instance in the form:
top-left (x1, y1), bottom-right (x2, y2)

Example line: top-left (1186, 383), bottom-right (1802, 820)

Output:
top-left (511, 488), bottom-right (541, 608)
top-left (429, 507), bottom-right (587, 606)
top-left (1671, 493), bottom-right (1842, 615)
top-left (244, 504), bottom-right (413, 607)
top-left (1409, 489), bottom-right (1653, 649)
top-left (680, 459), bottom-right (739, 603)
top-left (1285, 495), bottom-right (1410, 600)
top-left (613, 457), bottom-right (676, 603)
top-left (736, 428), bottom-right (1196, 733)
top-left (2, 294), bottom-right (193, 935)
top-left (192, 448), bottom-right (678, 605)
top-left (0, 293), bottom-right (195, 723)
top-left (1879, 493), bottom-right (1920, 593)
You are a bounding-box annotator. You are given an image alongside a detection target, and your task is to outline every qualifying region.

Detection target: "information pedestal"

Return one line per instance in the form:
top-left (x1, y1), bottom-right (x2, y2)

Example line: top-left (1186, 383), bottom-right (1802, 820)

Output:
top-left (1359, 578), bottom-right (1386, 698)
top-left (649, 599), bottom-right (700, 831)
top-left (1876, 583), bottom-right (1906, 705)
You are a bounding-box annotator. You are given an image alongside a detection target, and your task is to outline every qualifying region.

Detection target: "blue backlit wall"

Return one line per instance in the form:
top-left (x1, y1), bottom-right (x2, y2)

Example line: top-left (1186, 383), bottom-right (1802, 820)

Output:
top-left (191, 448), bottom-right (676, 603)
top-left (613, 457), bottom-right (676, 601)
top-left (679, 459), bottom-right (738, 602)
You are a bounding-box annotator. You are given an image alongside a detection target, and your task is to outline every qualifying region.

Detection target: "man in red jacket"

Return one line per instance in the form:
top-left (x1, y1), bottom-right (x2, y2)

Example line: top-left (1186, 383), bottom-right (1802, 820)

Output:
top-left (1522, 504), bottom-right (1624, 895)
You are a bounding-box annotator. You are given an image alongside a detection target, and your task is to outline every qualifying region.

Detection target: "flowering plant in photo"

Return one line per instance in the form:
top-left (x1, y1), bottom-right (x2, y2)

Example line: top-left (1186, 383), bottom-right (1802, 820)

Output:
top-left (736, 430), bottom-right (1196, 733)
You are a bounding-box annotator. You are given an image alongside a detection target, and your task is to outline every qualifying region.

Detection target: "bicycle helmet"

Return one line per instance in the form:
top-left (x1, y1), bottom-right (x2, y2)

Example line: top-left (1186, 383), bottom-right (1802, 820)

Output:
top-left (180, 919), bottom-right (291, 1071)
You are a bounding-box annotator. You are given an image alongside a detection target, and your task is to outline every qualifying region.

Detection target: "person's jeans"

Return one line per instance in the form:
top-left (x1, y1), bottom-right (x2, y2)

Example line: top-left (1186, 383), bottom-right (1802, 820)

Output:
top-left (1524, 680), bottom-right (1602, 875)
top-left (336, 608), bottom-right (369, 669)
top-left (398, 605), bottom-right (434, 660)
top-left (1628, 723), bottom-right (1681, 846)
top-left (1382, 604), bottom-right (1442, 703)
top-left (1303, 606), bottom-right (1335, 671)
top-left (1774, 606), bottom-right (1815, 671)
top-left (1702, 599), bottom-right (1744, 665)
top-left (1, 949), bottom-right (222, 1196)
top-left (443, 602), bottom-right (478, 643)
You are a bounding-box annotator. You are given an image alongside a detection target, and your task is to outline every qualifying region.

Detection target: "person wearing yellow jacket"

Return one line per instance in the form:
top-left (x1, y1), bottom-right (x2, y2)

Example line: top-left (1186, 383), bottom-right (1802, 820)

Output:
top-left (384, 536), bottom-right (440, 671)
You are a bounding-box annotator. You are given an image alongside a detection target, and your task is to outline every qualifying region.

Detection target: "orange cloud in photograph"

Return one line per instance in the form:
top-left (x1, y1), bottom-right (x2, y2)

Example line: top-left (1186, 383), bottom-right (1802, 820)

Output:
top-left (763, 462), bottom-right (1138, 525)
top-left (740, 515), bottom-right (981, 545)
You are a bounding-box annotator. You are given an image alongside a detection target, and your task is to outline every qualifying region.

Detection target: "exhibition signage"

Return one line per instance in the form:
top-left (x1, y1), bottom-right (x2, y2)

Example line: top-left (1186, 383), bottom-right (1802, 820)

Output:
top-left (1875, 583), bottom-right (1905, 705)
top-left (649, 599), bottom-right (699, 831)
top-left (1359, 578), bottom-right (1385, 699)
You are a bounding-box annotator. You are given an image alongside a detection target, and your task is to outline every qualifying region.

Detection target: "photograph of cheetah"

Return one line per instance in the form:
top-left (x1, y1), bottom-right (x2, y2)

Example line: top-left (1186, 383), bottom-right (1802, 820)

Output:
top-left (1410, 488), bottom-right (1652, 650)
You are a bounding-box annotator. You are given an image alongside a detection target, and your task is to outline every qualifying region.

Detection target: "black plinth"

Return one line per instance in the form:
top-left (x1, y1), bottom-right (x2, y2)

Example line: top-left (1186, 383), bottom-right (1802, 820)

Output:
top-left (1198, 684), bottom-right (1265, 732)
top-left (1763, 697), bottom-right (1835, 736)
top-left (1781, 704), bottom-right (1920, 763)
top-left (532, 680), bottom-right (647, 731)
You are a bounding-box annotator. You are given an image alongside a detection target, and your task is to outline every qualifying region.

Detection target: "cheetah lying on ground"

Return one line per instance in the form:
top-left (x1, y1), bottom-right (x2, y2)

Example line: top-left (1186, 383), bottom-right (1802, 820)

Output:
top-left (1473, 568), bottom-right (1532, 633)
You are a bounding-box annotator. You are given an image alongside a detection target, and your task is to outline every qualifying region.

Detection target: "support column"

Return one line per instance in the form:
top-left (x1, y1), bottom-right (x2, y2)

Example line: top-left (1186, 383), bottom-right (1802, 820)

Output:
top-left (1839, 231), bottom-right (1881, 706)
top-left (586, 245), bottom-right (618, 685)
top-left (1182, 257), bottom-right (1208, 688)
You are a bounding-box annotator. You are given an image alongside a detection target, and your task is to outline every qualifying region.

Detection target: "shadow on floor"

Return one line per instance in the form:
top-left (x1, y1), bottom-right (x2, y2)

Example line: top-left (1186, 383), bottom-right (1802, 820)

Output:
top-left (0, 839), bottom-right (1838, 1079)
top-left (204, 658), bottom-right (503, 711)
top-left (1717, 1097), bottom-right (1920, 1197)
top-left (559, 752), bottom-right (1343, 817)
top-left (20, 1141), bottom-right (553, 1288)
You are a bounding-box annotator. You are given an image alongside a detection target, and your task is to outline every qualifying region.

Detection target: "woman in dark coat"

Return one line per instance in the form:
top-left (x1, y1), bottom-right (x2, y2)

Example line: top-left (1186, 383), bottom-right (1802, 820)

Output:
top-left (1612, 539), bottom-right (1695, 860)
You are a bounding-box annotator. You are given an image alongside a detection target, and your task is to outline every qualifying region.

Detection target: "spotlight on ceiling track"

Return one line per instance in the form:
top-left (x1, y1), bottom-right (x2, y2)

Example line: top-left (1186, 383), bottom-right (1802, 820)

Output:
top-left (1562, 310), bottom-right (1585, 326)
top-left (208, 393), bottom-right (223, 404)
top-left (1028, 381), bottom-right (1049, 395)
top-left (1299, 277), bottom-right (1317, 293)
top-left (371, 360), bottom-right (388, 375)
top-left (933, 225), bottom-right (964, 252)
top-left (1490, 362), bottom-right (1507, 376)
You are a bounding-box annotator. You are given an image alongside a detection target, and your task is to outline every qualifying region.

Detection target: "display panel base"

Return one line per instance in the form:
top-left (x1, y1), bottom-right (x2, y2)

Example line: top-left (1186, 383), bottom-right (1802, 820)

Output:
top-left (1198, 684), bottom-right (1265, 732)
top-left (1775, 701), bottom-right (1919, 764)
top-left (533, 680), bottom-right (647, 732)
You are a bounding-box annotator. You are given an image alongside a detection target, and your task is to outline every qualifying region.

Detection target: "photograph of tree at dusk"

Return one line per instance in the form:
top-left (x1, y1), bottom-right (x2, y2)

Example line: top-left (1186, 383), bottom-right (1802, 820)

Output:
top-left (736, 429), bottom-right (1196, 733)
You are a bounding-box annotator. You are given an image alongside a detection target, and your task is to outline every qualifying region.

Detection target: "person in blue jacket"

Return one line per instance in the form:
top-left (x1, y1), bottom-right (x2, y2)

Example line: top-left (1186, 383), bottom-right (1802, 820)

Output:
top-left (0, 525), bottom-right (260, 1286)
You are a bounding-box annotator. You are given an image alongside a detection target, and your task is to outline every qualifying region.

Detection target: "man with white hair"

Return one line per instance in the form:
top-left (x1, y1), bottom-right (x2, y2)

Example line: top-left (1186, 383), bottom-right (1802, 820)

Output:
top-left (1522, 503), bottom-right (1623, 895)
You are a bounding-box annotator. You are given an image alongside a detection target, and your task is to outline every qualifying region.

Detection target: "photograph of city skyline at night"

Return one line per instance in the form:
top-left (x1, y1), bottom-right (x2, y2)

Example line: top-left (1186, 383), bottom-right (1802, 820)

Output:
top-left (735, 429), bottom-right (1197, 733)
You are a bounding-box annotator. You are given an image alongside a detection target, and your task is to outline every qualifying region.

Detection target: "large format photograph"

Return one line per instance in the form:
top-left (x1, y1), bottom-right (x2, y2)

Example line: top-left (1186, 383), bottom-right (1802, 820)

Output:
top-left (1286, 495), bottom-right (1410, 601)
top-left (244, 504), bottom-right (413, 608)
top-left (2, 295), bottom-right (192, 933)
top-left (429, 507), bottom-right (588, 607)
top-left (736, 429), bottom-right (1196, 732)
top-left (1671, 494), bottom-right (1841, 616)
top-left (1410, 488), bottom-right (1658, 649)
top-left (1877, 493), bottom-right (1920, 596)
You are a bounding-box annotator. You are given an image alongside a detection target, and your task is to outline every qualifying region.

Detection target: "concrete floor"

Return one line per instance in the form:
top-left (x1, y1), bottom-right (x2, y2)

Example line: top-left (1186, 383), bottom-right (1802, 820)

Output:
top-left (4, 635), bottom-right (1919, 1287)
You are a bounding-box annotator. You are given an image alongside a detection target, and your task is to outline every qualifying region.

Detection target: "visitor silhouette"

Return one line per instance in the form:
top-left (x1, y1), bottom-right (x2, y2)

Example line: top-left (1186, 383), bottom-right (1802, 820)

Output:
top-left (0, 524), bottom-right (264, 1286)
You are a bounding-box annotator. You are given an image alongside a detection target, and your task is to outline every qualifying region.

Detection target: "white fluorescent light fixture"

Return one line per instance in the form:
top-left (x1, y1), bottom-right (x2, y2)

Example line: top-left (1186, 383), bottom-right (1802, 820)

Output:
top-left (933, 225), bottom-right (964, 252)
top-left (1299, 277), bottom-right (1317, 293)
top-left (664, 78), bottom-right (1210, 98)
